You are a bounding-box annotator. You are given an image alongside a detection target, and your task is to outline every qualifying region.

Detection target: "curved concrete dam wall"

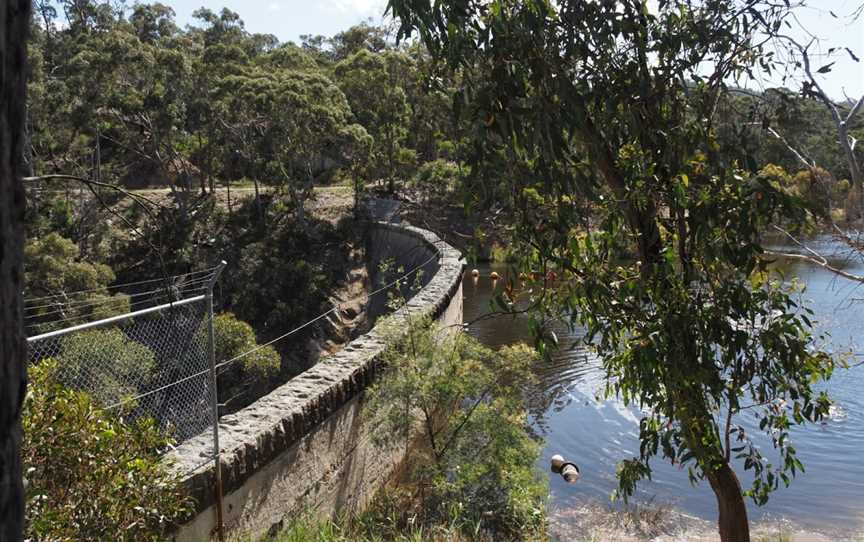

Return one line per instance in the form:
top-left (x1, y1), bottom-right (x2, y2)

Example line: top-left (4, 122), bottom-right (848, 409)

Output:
top-left (168, 222), bottom-right (465, 541)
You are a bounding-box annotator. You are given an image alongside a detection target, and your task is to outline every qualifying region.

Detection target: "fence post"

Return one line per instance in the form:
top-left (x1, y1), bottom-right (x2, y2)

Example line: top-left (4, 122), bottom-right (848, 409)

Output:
top-left (206, 261), bottom-right (227, 540)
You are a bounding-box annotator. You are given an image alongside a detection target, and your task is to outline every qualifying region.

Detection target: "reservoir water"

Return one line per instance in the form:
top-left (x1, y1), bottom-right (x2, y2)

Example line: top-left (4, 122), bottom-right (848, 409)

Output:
top-left (461, 236), bottom-right (864, 539)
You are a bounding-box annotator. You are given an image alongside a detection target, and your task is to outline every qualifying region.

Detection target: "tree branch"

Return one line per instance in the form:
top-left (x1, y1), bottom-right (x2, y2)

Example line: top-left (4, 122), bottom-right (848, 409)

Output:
top-left (764, 251), bottom-right (864, 283)
top-left (23, 174), bottom-right (163, 211)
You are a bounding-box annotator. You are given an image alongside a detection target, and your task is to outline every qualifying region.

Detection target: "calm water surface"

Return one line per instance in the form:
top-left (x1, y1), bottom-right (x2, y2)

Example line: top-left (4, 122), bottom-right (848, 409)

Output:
top-left (462, 236), bottom-right (864, 538)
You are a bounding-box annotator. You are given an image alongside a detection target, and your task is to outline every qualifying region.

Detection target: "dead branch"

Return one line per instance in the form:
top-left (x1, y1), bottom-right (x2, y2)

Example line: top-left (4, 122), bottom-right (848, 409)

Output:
top-left (766, 226), bottom-right (864, 283)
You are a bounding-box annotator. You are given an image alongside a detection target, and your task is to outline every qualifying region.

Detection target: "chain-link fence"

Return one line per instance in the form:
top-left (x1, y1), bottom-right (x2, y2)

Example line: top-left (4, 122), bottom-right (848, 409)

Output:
top-left (22, 223), bottom-right (448, 535)
top-left (25, 265), bottom-right (224, 447)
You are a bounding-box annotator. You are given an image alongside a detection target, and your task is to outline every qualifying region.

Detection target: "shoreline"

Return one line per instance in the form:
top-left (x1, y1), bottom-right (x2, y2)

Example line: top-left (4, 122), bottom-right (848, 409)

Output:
top-left (547, 497), bottom-right (856, 542)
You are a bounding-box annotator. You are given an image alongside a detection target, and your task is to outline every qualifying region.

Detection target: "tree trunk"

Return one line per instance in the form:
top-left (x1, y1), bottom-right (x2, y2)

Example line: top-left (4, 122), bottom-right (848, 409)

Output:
top-left (226, 178), bottom-right (232, 217)
top-left (707, 463), bottom-right (750, 542)
top-left (679, 399), bottom-right (751, 542)
top-left (252, 177), bottom-right (262, 222)
top-left (1, 1), bottom-right (31, 540)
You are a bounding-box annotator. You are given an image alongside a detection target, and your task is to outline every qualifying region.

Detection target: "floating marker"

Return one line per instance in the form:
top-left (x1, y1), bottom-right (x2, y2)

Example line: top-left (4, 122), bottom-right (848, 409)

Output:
top-left (550, 454), bottom-right (581, 484)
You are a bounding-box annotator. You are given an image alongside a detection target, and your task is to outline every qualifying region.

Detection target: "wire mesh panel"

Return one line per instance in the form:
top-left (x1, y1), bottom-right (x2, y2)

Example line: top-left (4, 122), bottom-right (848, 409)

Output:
top-left (26, 274), bottom-right (220, 447)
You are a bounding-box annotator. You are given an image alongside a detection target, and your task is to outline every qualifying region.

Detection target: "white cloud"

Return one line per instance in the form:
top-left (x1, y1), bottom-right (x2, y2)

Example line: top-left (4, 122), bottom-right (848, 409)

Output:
top-left (268, 2), bottom-right (282, 11)
top-left (321, 0), bottom-right (388, 16)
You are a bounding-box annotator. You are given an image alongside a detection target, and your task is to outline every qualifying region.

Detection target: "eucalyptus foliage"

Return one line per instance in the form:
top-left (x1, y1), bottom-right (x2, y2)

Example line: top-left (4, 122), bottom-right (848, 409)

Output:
top-left (24, 233), bottom-right (130, 333)
top-left (23, 359), bottom-right (191, 541)
top-left (208, 312), bottom-right (280, 406)
top-left (365, 317), bottom-right (546, 539)
top-left (388, 1), bottom-right (836, 540)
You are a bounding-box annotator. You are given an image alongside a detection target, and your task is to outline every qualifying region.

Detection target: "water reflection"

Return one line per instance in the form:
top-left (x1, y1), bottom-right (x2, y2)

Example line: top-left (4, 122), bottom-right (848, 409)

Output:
top-left (462, 238), bottom-right (864, 538)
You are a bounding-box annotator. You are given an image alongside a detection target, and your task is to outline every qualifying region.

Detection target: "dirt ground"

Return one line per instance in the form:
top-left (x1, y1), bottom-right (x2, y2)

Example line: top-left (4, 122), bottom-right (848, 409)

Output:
top-left (547, 499), bottom-right (853, 542)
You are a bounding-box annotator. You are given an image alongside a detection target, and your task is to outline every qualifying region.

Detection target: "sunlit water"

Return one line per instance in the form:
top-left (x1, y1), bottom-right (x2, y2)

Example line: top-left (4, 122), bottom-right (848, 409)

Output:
top-left (462, 236), bottom-right (864, 539)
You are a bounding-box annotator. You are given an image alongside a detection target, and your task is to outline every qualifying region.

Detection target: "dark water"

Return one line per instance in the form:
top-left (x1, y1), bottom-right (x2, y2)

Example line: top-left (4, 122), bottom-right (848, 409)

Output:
top-left (462, 236), bottom-right (864, 538)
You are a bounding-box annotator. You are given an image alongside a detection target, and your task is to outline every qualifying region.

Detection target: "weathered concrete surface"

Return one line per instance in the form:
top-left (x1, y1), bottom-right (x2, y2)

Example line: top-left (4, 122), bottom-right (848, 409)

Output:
top-left (168, 222), bottom-right (464, 541)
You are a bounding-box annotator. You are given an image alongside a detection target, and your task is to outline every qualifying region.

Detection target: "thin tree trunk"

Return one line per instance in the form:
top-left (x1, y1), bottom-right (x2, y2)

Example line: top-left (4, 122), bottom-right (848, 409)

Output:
top-left (679, 399), bottom-right (751, 542)
top-left (22, 102), bottom-right (33, 177)
top-left (94, 124), bottom-right (101, 183)
top-left (252, 177), bottom-right (262, 222)
top-left (226, 178), bottom-right (232, 217)
top-left (1, 1), bottom-right (32, 540)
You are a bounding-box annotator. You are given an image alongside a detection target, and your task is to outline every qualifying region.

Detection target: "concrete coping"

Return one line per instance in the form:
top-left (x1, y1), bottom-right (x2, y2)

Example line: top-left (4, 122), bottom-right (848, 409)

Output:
top-left (165, 222), bottom-right (465, 514)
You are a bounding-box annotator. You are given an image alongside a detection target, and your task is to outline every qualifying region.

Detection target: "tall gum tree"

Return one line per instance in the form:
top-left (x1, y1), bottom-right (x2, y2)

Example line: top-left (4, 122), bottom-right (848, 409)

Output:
top-left (1, 0), bottom-right (31, 539)
top-left (387, 1), bottom-right (835, 541)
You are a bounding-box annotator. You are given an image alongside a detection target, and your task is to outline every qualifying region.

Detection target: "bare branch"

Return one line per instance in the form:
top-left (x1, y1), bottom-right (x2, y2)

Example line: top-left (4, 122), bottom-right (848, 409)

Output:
top-left (764, 250), bottom-right (864, 283)
top-left (765, 225), bottom-right (864, 282)
top-left (23, 174), bottom-right (164, 211)
top-left (775, 33), bottom-right (863, 215)
top-left (765, 127), bottom-right (816, 169)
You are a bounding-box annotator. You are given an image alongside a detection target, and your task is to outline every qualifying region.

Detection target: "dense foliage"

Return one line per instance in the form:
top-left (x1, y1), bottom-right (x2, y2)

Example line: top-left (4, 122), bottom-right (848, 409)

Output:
top-left (209, 312), bottom-right (280, 407)
top-left (23, 359), bottom-right (191, 540)
top-left (24, 233), bottom-right (130, 333)
top-left (365, 317), bottom-right (546, 540)
top-left (389, 1), bottom-right (845, 541)
top-left (55, 327), bottom-right (156, 407)
top-left (26, 2), bottom-right (460, 203)
top-left (20, 2), bottom-right (863, 542)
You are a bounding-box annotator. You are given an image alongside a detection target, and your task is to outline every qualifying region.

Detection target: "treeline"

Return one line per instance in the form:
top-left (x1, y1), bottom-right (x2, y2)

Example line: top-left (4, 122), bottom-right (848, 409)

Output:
top-left (28, 2), bottom-right (859, 224)
top-left (23, 2), bottom-right (468, 362)
top-left (26, 2), bottom-right (459, 212)
top-left (716, 88), bottom-right (864, 219)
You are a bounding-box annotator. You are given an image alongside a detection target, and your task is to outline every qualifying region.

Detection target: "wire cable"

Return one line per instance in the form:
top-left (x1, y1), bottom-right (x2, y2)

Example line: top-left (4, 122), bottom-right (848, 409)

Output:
top-left (25, 280), bottom-right (211, 316)
top-left (27, 288), bottom-right (209, 330)
top-left (23, 266), bottom-right (220, 303)
top-left (103, 239), bottom-right (447, 411)
top-left (216, 242), bottom-right (443, 370)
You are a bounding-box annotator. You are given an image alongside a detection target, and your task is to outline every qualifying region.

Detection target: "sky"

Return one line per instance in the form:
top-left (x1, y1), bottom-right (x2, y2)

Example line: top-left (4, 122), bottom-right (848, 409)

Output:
top-left (163, 0), bottom-right (863, 100)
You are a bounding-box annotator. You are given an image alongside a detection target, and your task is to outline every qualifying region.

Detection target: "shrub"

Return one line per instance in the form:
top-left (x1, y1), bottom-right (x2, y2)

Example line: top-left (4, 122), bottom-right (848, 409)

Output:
top-left (394, 146), bottom-right (419, 186)
top-left (792, 167), bottom-right (833, 217)
top-left (411, 159), bottom-right (461, 202)
top-left (272, 487), bottom-right (541, 542)
top-left (56, 327), bottom-right (157, 407)
top-left (24, 233), bottom-right (130, 333)
top-left (364, 317), bottom-right (547, 540)
top-left (210, 312), bottom-right (280, 404)
top-left (435, 138), bottom-right (457, 160)
top-left (23, 360), bottom-right (192, 541)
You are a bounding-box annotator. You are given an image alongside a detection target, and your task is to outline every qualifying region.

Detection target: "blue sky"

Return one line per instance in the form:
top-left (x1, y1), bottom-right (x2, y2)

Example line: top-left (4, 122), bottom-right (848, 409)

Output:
top-left (166, 0), bottom-right (862, 99)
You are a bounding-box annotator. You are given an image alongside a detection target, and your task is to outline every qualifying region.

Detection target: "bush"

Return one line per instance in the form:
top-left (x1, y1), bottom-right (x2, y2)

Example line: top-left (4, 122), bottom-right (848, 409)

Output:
top-left (209, 312), bottom-right (280, 404)
top-left (394, 146), bottom-right (419, 187)
top-left (56, 327), bottom-right (157, 407)
top-left (24, 233), bottom-right (130, 334)
top-left (23, 360), bottom-right (192, 541)
top-left (411, 159), bottom-right (461, 202)
top-left (272, 486), bottom-right (543, 542)
top-left (364, 317), bottom-right (547, 540)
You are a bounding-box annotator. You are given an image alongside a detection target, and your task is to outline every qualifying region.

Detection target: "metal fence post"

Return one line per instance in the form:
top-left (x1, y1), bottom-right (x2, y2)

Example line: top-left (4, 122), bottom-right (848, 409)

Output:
top-left (206, 261), bottom-right (227, 540)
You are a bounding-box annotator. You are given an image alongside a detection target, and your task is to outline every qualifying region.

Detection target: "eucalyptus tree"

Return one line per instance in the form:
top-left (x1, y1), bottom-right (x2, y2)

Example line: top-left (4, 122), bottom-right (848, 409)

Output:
top-left (226, 67), bottom-right (368, 223)
top-left (329, 21), bottom-right (390, 61)
top-left (129, 2), bottom-right (178, 44)
top-left (335, 49), bottom-right (411, 192)
top-left (388, 1), bottom-right (835, 540)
